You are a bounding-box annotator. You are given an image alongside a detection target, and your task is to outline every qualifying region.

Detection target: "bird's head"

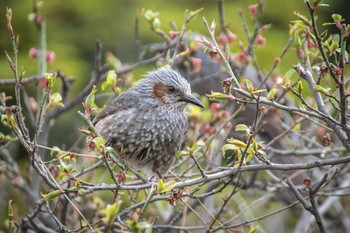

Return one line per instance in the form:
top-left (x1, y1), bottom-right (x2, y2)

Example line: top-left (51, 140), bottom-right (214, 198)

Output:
top-left (135, 68), bottom-right (204, 109)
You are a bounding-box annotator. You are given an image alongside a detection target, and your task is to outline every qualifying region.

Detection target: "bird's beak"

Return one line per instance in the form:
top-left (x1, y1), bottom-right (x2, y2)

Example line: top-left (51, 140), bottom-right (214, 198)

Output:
top-left (178, 95), bottom-right (204, 108)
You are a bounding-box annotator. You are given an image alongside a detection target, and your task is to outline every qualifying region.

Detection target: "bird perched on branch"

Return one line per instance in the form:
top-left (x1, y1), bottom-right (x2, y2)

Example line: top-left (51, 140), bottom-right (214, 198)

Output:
top-left (93, 68), bottom-right (204, 177)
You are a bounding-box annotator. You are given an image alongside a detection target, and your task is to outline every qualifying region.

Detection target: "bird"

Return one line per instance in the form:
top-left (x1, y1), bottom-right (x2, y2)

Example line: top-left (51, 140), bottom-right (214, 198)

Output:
top-left (93, 68), bottom-right (204, 178)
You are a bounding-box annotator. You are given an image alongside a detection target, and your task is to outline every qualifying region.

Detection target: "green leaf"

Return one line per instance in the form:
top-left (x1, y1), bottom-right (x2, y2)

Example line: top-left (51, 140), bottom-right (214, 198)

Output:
top-left (245, 79), bottom-right (254, 93)
top-left (0, 132), bottom-right (12, 143)
top-left (322, 22), bottom-right (335, 26)
top-left (332, 14), bottom-right (342, 22)
top-left (176, 150), bottom-right (188, 158)
top-left (252, 89), bottom-right (266, 94)
top-left (78, 129), bottom-right (92, 135)
top-left (152, 17), bottom-right (161, 29)
top-left (106, 70), bottom-right (117, 85)
top-left (258, 149), bottom-right (267, 158)
top-left (85, 85), bottom-right (97, 109)
top-left (235, 124), bottom-right (249, 132)
top-left (227, 138), bottom-right (246, 148)
top-left (93, 136), bottom-right (105, 149)
top-left (267, 88), bottom-right (278, 99)
top-left (187, 8), bottom-right (204, 22)
top-left (189, 140), bottom-right (206, 153)
top-left (50, 92), bottom-right (64, 107)
top-left (8, 200), bottom-right (13, 218)
top-left (138, 222), bottom-right (153, 233)
top-left (40, 190), bottom-right (63, 201)
top-left (295, 80), bottom-right (303, 95)
top-left (333, 34), bottom-right (340, 44)
top-left (158, 180), bottom-right (176, 193)
top-left (101, 81), bottom-right (108, 91)
top-left (58, 163), bottom-right (73, 172)
top-left (192, 152), bottom-right (203, 157)
top-left (157, 179), bottom-right (164, 191)
top-left (222, 144), bottom-right (238, 156)
top-left (126, 219), bottom-right (153, 233)
top-left (7, 114), bottom-right (17, 129)
top-left (245, 153), bottom-right (254, 163)
top-left (315, 85), bottom-right (331, 96)
top-left (206, 91), bottom-right (234, 101)
top-left (247, 144), bottom-right (255, 156)
top-left (102, 200), bottom-right (122, 225)
top-left (330, 40), bottom-right (339, 52)
top-left (344, 50), bottom-right (349, 62)
top-left (144, 9), bottom-right (157, 21)
top-left (45, 72), bottom-right (56, 89)
top-left (50, 146), bottom-right (61, 157)
top-left (249, 225), bottom-right (256, 233)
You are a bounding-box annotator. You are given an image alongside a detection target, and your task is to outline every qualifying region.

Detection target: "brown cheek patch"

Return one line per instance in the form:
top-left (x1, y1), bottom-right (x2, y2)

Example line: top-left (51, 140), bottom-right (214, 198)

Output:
top-left (153, 82), bottom-right (166, 98)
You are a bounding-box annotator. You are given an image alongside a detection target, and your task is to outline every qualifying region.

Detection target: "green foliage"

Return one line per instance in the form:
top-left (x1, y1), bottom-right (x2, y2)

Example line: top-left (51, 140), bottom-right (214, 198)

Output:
top-left (40, 190), bottom-right (63, 203)
top-left (177, 139), bottom-right (206, 158)
top-left (101, 200), bottom-right (122, 226)
top-left (157, 179), bottom-right (176, 193)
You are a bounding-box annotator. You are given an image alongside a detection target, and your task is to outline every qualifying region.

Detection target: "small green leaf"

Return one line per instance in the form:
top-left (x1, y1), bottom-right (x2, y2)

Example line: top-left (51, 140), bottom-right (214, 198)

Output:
top-left (40, 190), bottom-right (63, 201)
top-left (0, 132), bottom-right (12, 143)
top-left (227, 138), bottom-right (247, 148)
top-left (102, 200), bottom-right (122, 225)
top-left (176, 150), bottom-right (188, 158)
top-left (152, 17), bottom-right (161, 29)
top-left (315, 85), bottom-right (325, 92)
top-left (144, 9), bottom-right (157, 21)
top-left (101, 81), bottom-right (108, 91)
top-left (45, 73), bottom-right (56, 89)
top-left (93, 136), bottom-right (105, 150)
top-left (106, 70), bottom-right (117, 85)
top-left (8, 200), bottom-right (13, 217)
top-left (332, 14), bottom-right (342, 22)
top-left (344, 50), bottom-right (349, 62)
top-left (333, 34), bottom-right (340, 44)
top-left (158, 180), bottom-right (176, 193)
top-left (50, 146), bottom-right (61, 157)
top-left (58, 163), bottom-right (73, 172)
top-left (295, 80), bottom-right (303, 95)
top-left (252, 89), bottom-right (266, 94)
top-left (192, 152), bottom-right (203, 157)
top-left (322, 22), bottom-right (335, 26)
top-left (245, 153), bottom-right (254, 163)
top-left (330, 40), bottom-right (339, 52)
top-left (249, 224), bottom-right (256, 233)
top-left (157, 179), bottom-right (164, 191)
top-left (235, 124), bottom-right (249, 132)
top-left (258, 149), bottom-right (267, 158)
top-left (7, 114), bottom-right (17, 129)
top-left (50, 92), bottom-right (64, 107)
top-left (315, 85), bottom-right (331, 96)
top-left (190, 140), bottom-right (206, 152)
top-left (187, 8), bottom-right (204, 22)
top-left (222, 144), bottom-right (238, 156)
top-left (78, 129), bottom-right (92, 135)
top-left (245, 79), bottom-right (254, 93)
top-left (267, 88), bottom-right (278, 99)
top-left (85, 85), bottom-right (97, 109)
top-left (206, 91), bottom-right (234, 101)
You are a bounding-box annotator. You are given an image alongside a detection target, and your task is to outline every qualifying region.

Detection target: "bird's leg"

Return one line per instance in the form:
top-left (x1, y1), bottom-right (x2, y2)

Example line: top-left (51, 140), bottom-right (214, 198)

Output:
top-left (105, 138), bottom-right (113, 147)
top-left (156, 170), bottom-right (163, 180)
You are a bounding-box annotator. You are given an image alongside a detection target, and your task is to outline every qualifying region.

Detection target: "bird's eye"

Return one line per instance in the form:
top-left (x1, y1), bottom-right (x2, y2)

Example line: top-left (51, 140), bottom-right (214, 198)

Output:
top-left (167, 86), bottom-right (176, 93)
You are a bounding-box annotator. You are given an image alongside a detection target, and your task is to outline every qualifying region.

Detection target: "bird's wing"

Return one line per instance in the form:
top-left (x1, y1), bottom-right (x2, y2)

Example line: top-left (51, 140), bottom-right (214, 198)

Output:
top-left (92, 90), bottom-right (145, 125)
